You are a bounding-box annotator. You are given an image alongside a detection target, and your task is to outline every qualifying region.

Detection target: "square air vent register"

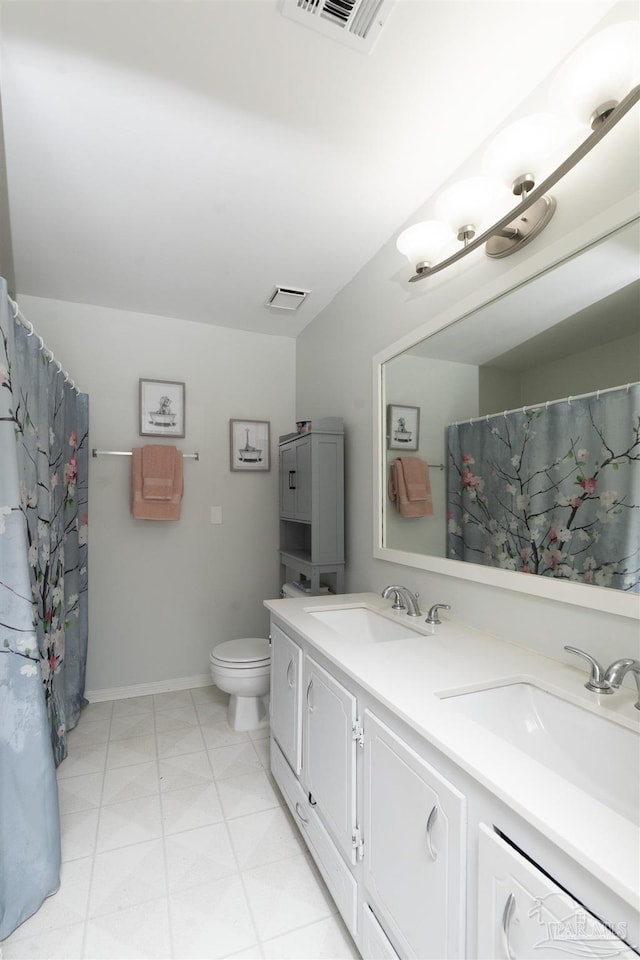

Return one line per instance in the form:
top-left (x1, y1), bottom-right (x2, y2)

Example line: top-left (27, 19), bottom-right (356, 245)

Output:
top-left (280, 0), bottom-right (396, 54)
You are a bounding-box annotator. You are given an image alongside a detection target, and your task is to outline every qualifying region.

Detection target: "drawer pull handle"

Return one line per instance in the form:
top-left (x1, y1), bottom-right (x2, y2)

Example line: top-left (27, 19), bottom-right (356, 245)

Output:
top-left (286, 658), bottom-right (295, 688)
top-left (288, 470), bottom-right (296, 490)
top-left (501, 893), bottom-right (516, 960)
top-left (306, 679), bottom-right (315, 711)
top-left (425, 804), bottom-right (438, 860)
top-left (295, 801), bottom-right (309, 824)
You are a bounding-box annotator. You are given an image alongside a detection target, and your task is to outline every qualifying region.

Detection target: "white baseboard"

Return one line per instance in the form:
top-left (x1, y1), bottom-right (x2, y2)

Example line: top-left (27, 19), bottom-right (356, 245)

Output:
top-left (85, 673), bottom-right (213, 703)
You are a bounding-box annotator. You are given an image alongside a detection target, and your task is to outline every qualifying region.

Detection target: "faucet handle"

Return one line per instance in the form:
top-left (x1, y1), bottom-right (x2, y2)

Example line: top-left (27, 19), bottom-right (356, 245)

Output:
top-left (425, 604), bottom-right (451, 625)
top-left (563, 645), bottom-right (613, 694)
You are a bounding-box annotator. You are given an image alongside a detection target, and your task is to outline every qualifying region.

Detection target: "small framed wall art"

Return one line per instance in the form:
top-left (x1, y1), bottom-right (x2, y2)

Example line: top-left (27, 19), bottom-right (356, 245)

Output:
top-left (387, 403), bottom-right (420, 450)
top-left (139, 379), bottom-right (186, 438)
top-left (230, 420), bottom-right (270, 472)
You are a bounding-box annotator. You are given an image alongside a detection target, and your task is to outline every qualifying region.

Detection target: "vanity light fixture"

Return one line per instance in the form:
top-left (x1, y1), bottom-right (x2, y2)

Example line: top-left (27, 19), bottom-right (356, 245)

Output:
top-left (397, 23), bottom-right (640, 282)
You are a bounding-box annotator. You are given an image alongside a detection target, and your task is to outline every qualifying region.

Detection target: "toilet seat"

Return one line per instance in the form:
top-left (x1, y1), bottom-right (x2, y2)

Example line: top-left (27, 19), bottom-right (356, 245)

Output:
top-left (210, 637), bottom-right (270, 667)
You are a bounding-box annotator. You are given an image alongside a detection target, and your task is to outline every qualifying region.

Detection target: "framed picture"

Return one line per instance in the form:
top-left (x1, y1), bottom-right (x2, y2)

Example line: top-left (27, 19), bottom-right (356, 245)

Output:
top-left (387, 404), bottom-right (420, 450)
top-left (139, 379), bottom-right (185, 438)
top-left (230, 420), bottom-right (270, 472)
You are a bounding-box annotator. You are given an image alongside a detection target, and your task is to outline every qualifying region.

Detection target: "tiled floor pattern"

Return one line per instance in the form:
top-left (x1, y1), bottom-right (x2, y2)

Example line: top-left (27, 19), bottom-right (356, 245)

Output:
top-left (1, 686), bottom-right (359, 959)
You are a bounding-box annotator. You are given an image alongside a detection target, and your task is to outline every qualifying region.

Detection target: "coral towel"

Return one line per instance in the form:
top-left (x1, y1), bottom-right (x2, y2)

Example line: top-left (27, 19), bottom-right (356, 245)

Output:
top-left (388, 457), bottom-right (433, 517)
top-left (132, 445), bottom-right (183, 520)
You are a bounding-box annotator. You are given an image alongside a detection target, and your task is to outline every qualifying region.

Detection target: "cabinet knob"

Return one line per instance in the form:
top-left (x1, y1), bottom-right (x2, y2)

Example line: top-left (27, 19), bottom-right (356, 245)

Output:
top-left (425, 803), bottom-right (439, 860)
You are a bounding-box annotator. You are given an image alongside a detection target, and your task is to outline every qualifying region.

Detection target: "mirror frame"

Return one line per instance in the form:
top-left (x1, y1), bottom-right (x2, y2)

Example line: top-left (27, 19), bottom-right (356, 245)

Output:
top-left (373, 214), bottom-right (640, 620)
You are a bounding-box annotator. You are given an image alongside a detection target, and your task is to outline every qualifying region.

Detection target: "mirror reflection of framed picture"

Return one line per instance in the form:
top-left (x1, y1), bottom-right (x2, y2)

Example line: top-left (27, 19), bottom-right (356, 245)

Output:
top-left (229, 419), bottom-right (270, 472)
top-left (388, 404), bottom-right (420, 450)
top-left (139, 379), bottom-right (185, 437)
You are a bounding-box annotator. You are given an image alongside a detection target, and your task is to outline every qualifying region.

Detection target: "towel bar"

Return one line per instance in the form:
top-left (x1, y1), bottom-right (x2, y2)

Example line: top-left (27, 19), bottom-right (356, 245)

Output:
top-left (92, 448), bottom-right (199, 460)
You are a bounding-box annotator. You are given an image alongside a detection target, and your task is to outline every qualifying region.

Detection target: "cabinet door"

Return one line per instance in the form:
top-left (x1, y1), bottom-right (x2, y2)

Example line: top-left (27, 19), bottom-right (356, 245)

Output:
top-left (363, 710), bottom-right (466, 960)
top-left (279, 443), bottom-right (297, 519)
top-left (269, 623), bottom-right (302, 774)
top-left (477, 825), bottom-right (637, 960)
top-left (303, 656), bottom-right (357, 863)
top-left (271, 738), bottom-right (358, 937)
top-left (293, 434), bottom-right (312, 521)
top-left (279, 436), bottom-right (312, 521)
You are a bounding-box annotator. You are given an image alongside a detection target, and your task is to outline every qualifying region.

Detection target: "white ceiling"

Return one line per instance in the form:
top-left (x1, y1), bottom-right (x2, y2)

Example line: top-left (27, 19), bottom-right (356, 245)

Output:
top-left (0, 0), bottom-right (623, 337)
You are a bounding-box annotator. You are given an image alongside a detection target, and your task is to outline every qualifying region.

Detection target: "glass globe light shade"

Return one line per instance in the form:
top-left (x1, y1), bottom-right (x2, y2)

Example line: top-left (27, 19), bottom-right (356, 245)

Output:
top-left (482, 113), bottom-right (582, 192)
top-left (550, 22), bottom-right (639, 127)
top-left (396, 220), bottom-right (454, 269)
top-left (434, 177), bottom-right (511, 238)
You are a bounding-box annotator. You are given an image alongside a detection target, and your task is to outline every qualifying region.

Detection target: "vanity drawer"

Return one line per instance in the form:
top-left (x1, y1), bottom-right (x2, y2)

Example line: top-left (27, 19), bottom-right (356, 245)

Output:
top-left (361, 903), bottom-right (401, 959)
top-left (477, 825), bottom-right (638, 959)
top-left (271, 738), bottom-right (358, 937)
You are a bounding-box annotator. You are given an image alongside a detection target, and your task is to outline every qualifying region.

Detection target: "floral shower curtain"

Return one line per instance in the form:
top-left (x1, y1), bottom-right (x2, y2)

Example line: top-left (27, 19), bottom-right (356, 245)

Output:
top-left (0, 279), bottom-right (89, 938)
top-left (447, 384), bottom-right (639, 591)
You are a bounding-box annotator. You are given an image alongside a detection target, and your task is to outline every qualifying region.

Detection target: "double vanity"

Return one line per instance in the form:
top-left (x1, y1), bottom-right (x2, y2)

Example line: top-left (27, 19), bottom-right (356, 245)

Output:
top-left (264, 592), bottom-right (640, 959)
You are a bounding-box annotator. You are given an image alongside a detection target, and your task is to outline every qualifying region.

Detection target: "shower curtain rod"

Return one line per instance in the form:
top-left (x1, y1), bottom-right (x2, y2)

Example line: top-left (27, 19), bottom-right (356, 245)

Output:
top-left (9, 296), bottom-right (81, 393)
top-left (455, 381), bottom-right (638, 427)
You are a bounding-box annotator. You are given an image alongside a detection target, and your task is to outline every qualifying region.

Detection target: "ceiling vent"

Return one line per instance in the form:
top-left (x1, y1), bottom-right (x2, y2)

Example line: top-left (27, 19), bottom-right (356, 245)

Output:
top-left (280, 0), bottom-right (395, 54)
top-left (265, 286), bottom-right (310, 311)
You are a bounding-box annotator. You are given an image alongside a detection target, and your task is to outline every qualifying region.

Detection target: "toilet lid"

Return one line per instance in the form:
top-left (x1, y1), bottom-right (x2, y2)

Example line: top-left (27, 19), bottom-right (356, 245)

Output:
top-left (212, 637), bottom-right (270, 664)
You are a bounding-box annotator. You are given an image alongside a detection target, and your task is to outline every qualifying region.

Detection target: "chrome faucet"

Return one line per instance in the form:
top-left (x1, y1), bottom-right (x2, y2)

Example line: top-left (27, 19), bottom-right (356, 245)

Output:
top-left (564, 646), bottom-right (640, 710)
top-left (603, 659), bottom-right (640, 711)
top-left (563, 646), bottom-right (613, 694)
top-left (381, 585), bottom-right (421, 617)
top-left (425, 603), bottom-right (451, 625)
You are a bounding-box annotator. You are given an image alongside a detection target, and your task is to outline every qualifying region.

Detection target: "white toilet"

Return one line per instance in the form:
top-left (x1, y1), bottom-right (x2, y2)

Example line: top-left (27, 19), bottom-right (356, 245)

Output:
top-left (209, 637), bottom-right (271, 731)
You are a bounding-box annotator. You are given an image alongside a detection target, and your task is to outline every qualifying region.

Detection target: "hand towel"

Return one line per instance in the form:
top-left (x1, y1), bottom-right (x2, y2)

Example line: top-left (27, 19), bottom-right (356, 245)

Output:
top-left (141, 445), bottom-right (177, 500)
top-left (132, 445), bottom-right (183, 520)
top-left (388, 458), bottom-right (433, 517)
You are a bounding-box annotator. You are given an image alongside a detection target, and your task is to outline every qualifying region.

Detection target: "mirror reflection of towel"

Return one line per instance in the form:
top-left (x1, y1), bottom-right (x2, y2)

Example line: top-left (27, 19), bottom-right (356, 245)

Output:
top-left (389, 458), bottom-right (433, 517)
top-left (132, 445), bottom-right (183, 520)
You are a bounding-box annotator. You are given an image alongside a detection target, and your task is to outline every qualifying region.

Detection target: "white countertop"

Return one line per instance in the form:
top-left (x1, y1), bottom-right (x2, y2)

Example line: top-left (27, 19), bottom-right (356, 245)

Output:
top-left (264, 592), bottom-right (640, 912)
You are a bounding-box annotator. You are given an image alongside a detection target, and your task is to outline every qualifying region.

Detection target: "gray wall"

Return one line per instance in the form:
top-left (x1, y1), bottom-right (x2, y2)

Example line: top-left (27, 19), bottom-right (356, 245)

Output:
top-left (19, 295), bottom-right (296, 694)
top-left (384, 354), bottom-right (478, 557)
top-left (0, 57), bottom-right (15, 291)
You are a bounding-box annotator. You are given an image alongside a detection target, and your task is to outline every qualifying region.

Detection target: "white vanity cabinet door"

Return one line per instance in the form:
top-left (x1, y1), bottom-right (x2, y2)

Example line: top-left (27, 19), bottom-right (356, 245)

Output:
top-left (363, 710), bottom-right (466, 960)
top-left (303, 656), bottom-right (358, 863)
top-left (271, 738), bottom-right (358, 937)
top-left (269, 623), bottom-right (303, 775)
top-left (477, 825), bottom-right (637, 960)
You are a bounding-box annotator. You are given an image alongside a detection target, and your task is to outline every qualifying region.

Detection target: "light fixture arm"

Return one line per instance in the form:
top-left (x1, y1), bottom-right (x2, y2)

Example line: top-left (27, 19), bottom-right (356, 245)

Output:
top-left (408, 84), bottom-right (640, 282)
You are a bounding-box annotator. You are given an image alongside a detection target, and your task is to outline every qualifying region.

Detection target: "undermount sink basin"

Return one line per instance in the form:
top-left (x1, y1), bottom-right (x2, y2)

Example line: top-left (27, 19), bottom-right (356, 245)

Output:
top-left (441, 682), bottom-right (639, 822)
top-left (309, 606), bottom-right (419, 643)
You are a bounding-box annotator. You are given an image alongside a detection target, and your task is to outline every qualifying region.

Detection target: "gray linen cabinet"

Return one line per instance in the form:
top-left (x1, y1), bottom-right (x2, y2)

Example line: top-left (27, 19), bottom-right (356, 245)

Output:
top-left (278, 418), bottom-right (345, 595)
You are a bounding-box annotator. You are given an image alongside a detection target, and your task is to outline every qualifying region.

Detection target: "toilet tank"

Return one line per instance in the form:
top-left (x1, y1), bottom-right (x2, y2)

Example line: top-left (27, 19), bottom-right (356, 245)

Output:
top-left (281, 581), bottom-right (331, 598)
top-left (281, 582), bottom-right (308, 598)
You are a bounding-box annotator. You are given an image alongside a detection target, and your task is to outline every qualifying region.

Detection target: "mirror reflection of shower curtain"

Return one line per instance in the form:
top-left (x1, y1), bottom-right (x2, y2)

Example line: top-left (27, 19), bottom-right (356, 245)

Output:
top-left (447, 384), bottom-right (640, 592)
top-left (0, 280), bottom-right (89, 937)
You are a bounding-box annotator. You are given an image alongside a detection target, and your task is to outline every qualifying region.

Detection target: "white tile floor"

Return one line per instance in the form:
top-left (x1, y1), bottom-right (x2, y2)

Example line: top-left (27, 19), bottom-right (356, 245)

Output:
top-left (1, 686), bottom-right (359, 960)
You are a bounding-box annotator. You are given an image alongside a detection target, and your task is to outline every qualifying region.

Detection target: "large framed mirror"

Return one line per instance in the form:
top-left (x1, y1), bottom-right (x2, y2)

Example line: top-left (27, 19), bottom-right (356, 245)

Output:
top-left (375, 217), bottom-right (639, 618)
